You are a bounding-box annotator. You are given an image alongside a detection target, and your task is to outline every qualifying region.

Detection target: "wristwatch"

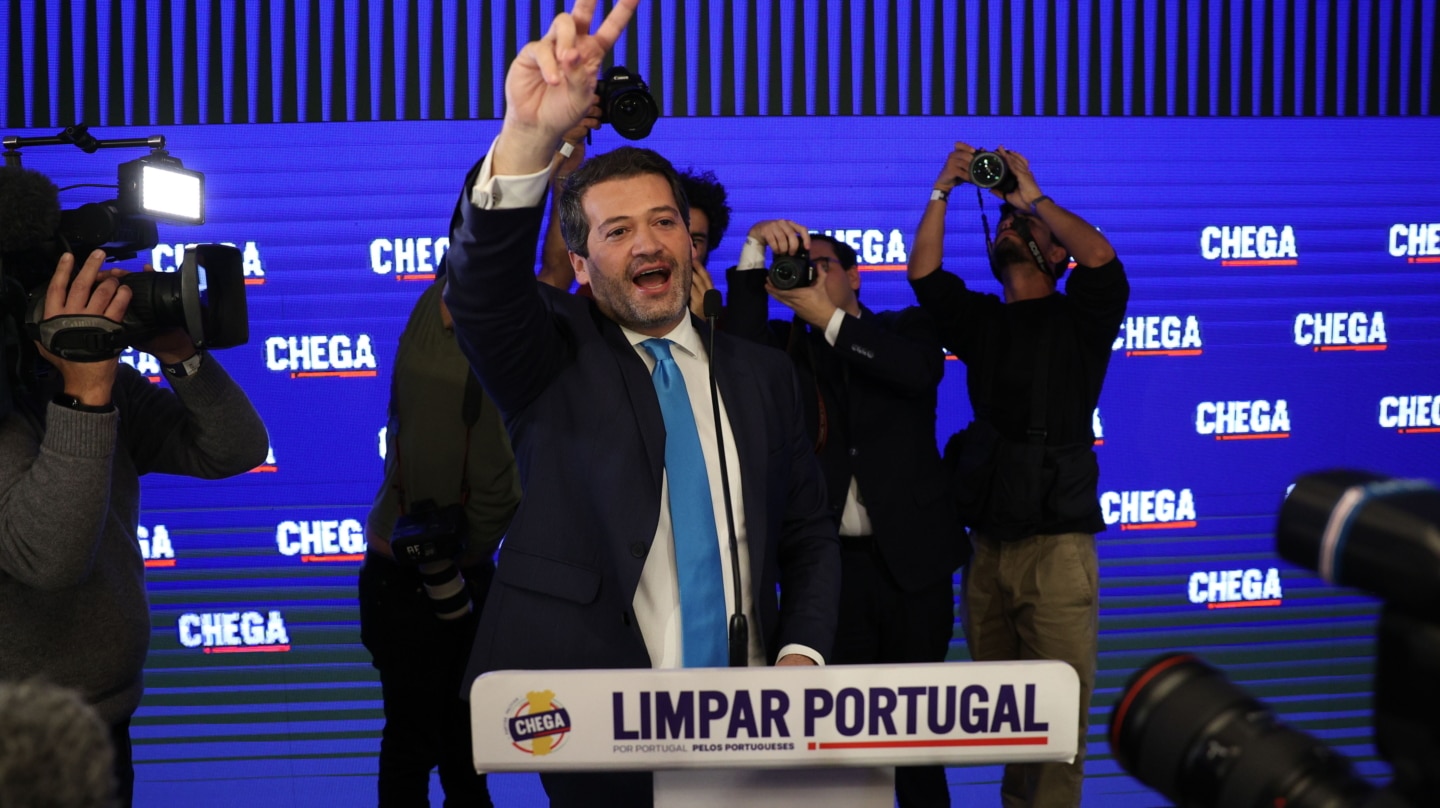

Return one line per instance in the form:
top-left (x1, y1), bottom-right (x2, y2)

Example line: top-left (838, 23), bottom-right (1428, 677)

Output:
top-left (162, 351), bottom-right (205, 378)
top-left (52, 392), bottom-right (115, 414)
top-left (930, 188), bottom-right (949, 202)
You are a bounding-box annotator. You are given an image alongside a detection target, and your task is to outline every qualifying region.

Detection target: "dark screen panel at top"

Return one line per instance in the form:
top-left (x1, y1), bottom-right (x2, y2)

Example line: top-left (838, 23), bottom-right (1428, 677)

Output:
top-left (7, 115), bottom-right (1439, 803)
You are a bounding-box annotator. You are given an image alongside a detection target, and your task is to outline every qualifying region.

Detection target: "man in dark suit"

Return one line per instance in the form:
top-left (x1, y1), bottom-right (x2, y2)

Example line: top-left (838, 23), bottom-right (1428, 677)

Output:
top-left (726, 226), bottom-right (966, 807)
top-left (441, 3), bottom-right (840, 806)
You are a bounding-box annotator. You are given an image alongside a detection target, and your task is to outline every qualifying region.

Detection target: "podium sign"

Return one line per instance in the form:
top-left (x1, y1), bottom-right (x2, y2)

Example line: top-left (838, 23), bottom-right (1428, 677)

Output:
top-left (470, 661), bottom-right (1078, 773)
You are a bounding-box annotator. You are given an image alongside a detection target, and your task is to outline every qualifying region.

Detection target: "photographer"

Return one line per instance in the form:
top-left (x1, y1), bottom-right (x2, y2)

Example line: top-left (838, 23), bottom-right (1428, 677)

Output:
top-left (0, 250), bottom-right (270, 808)
top-left (909, 142), bottom-right (1128, 808)
top-left (727, 226), bottom-right (964, 808)
top-left (359, 264), bottom-right (522, 806)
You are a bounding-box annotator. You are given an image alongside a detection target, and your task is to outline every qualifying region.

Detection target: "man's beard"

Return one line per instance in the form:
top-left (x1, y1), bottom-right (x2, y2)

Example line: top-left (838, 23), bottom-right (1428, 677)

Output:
top-left (992, 238), bottom-right (1035, 272)
top-left (587, 254), bottom-right (691, 333)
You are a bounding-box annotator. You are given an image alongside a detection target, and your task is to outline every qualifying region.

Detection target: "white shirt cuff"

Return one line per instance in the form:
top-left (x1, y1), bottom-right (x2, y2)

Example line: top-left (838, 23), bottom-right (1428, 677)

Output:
top-left (737, 236), bottom-right (768, 270)
top-left (822, 308), bottom-right (847, 346)
top-left (777, 643), bottom-right (825, 666)
top-left (469, 136), bottom-right (554, 210)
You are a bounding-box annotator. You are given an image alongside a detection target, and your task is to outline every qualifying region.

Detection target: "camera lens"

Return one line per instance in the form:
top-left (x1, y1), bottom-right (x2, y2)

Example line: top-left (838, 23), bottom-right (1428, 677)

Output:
top-left (970, 152), bottom-right (1005, 188)
top-left (1110, 652), bottom-right (1377, 808)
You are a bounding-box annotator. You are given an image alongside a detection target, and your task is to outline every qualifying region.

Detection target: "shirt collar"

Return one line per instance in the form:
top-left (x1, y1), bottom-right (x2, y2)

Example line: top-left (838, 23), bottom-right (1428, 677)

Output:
top-left (621, 315), bottom-right (704, 361)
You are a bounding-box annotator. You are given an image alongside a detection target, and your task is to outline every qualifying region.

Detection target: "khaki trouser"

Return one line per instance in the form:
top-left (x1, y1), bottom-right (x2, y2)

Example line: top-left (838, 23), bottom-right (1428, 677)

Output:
top-left (960, 532), bottom-right (1099, 808)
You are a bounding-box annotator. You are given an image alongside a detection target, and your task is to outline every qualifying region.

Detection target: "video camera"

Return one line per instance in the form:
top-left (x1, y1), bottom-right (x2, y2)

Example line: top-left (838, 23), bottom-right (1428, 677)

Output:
top-left (0, 125), bottom-right (248, 363)
top-left (1109, 470), bottom-right (1439, 808)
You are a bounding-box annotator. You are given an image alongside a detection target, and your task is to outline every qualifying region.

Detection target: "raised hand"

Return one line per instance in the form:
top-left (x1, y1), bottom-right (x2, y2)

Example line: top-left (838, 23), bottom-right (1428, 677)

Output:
top-left (992, 146), bottom-right (1044, 209)
top-left (494, 0), bottom-right (639, 175)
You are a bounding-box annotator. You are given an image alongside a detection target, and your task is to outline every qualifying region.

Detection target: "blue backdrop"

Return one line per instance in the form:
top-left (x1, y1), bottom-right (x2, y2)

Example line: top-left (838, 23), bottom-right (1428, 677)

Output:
top-left (7, 114), bottom-right (1440, 805)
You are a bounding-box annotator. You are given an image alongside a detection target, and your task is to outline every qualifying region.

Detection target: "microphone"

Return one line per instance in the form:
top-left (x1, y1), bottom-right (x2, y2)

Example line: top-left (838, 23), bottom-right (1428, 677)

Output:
top-left (704, 288), bottom-right (748, 667)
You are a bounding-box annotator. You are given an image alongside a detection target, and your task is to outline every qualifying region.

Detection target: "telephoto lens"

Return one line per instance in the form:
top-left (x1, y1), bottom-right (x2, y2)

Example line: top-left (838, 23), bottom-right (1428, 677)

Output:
top-left (1109, 652), bottom-right (1379, 808)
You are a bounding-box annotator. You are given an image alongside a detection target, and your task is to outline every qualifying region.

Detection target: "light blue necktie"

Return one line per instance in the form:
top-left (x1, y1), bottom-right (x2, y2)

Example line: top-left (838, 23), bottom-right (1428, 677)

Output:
top-left (640, 338), bottom-right (728, 667)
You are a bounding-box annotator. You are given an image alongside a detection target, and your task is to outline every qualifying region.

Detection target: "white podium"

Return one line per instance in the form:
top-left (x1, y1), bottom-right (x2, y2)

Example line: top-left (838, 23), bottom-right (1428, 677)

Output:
top-left (471, 661), bottom-right (1078, 807)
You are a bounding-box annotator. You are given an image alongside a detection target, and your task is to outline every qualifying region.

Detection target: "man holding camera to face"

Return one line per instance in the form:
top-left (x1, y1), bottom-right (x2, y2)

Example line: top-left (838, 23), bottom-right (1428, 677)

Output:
top-left (0, 249), bottom-right (270, 808)
top-left (909, 143), bottom-right (1128, 808)
top-left (726, 225), bottom-right (966, 808)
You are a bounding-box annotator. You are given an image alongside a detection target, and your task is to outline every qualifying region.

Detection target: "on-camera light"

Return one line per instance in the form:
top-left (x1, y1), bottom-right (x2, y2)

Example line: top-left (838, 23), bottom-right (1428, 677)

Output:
top-left (119, 155), bottom-right (204, 224)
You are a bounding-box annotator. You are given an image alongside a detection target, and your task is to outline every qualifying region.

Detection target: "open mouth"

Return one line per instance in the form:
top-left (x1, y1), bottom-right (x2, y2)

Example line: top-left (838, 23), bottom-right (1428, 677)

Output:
top-left (632, 265), bottom-right (673, 291)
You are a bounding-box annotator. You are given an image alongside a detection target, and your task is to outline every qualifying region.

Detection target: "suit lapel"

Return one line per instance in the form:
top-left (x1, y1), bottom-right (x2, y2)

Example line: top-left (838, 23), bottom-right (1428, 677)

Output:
top-left (597, 310), bottom-right (664, 490)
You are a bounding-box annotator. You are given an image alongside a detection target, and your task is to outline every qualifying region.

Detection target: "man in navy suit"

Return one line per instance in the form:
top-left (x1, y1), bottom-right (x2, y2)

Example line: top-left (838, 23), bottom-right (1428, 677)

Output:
top-left (441, 2), bottom-right (840, 805)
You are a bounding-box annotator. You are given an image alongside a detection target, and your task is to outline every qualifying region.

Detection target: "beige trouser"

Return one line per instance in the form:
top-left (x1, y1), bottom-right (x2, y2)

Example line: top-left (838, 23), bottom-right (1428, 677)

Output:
top-left (961, 531), bottom-right (1099, 808)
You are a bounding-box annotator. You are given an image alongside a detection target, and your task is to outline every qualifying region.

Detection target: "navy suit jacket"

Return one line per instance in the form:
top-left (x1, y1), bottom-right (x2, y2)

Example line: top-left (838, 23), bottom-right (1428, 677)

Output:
top-left (444, 190), bottom-right (840, 685)
top-left (725, 268), bottom-right (967, 591)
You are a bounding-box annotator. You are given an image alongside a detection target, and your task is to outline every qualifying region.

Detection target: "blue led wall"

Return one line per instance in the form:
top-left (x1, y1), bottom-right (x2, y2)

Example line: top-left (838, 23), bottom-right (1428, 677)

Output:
top-left (7, 113), bottom-right (1437, 806)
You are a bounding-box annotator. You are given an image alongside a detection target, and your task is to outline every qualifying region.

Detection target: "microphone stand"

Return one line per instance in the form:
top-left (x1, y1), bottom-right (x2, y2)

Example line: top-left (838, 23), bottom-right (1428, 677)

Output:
top-left (704, 289), bottom-right (748, 667)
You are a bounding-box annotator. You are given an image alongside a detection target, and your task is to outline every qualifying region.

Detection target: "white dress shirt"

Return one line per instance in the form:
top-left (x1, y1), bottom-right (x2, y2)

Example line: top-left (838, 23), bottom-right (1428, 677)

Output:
top-left (471, 140), bottom-right (822, 666)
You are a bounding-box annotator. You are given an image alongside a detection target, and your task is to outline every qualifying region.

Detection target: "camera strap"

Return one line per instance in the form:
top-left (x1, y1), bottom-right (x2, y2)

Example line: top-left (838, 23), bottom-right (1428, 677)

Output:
top-left (28, 314), bottom-right (126, 362)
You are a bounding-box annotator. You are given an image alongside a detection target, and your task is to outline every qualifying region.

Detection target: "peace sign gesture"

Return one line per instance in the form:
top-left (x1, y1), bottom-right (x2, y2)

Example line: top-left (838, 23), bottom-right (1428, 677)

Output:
top-left (494, 0), bottom-right (640, 176)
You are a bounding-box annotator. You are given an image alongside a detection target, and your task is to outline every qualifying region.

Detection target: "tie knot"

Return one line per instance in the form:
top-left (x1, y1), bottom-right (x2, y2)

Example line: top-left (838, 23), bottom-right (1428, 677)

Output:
top-left (641, 338), bottom-right (675, 363)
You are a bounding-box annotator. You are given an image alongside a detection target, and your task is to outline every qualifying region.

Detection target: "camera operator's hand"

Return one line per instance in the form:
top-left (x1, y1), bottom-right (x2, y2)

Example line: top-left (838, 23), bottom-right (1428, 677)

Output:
top-left (37, 250), bottom-right (131, 407)
top-left (494, 0), bottom-right (637, 176)
top-left (766, 259), bottom-right (839, 330)
top-left (746, 219), bottom-right (812, 258)
top-left (936, 141), bottom-right (978, 194)
top-left (688, 259), bottom-right (714, 320)
top-left (993, 146), bottom-right (1044, 210)
top-left (128, 264), bottom-right (199, 365)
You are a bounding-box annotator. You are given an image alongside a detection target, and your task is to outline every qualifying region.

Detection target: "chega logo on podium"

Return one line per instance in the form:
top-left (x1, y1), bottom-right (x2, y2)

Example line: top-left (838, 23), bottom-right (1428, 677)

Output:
top-left (1200, 225), bottom-right (1298, 266)
top-left (266, 334), bottom-right (378, 378)
top-left (1189, 568), bottom-right (1283, 610)
top-left (1294, 311), bottom-right (1388, 352)
top-left (178, 610), bottom-right (291, 654)
top-left (505, 691), bottom-right (573, 756)
top-left (1195, 399), bottom-right (1291, 440)
top-left (1112, 315), bottom-right (1203, 357)
top-left (1389, 222), bottom-right (1440, 264)
top-left (370, 236), bottom-right (450, 281)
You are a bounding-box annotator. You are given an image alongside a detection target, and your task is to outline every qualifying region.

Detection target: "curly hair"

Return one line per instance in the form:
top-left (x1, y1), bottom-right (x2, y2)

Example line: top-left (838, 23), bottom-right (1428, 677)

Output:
top-left (677, 169), bottom-right (732, 253)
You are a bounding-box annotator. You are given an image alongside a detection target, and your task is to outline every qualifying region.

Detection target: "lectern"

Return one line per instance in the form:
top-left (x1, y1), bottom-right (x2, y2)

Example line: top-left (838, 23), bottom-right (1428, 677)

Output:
top-left (471, 660), bottom-right (1079, 807)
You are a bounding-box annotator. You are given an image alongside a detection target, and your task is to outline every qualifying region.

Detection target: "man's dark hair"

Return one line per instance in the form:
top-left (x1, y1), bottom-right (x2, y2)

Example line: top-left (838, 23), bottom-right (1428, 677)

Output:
top-left (677, 169), bottom-right (731, 252)
top-left (809, 233), bottom-right (859, 271)
top-left (559, 147), bottom-right (690, 258)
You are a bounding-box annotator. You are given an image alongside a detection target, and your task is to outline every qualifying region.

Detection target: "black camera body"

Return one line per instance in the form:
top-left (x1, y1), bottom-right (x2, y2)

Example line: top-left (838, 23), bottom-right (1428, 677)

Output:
top-left (596, 66), bottom-right (659, 141)
top-left (970, 148), bottom-right (1019, 195)
top-left (390, 499), bottom-right (468, 567)
top-left (768, 248), bottom-right (815, 290)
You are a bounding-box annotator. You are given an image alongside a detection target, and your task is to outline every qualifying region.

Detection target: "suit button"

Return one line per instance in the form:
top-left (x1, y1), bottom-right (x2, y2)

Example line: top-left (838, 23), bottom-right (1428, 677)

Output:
top-left (630, 542), bottom-right (648, 558)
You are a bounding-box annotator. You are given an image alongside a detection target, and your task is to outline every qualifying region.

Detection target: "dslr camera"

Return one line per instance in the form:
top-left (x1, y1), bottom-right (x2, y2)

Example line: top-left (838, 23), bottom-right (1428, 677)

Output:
top-left (768, 248), bottom-right (815, 291)
top-left (1, 125), bottom-right (248, 363)
top-left (1109, 470), bottom-right (1439, 808)
top-left (969, 148), bottom-right (1018, 195)
top-left (391, 499), bottom-right (473, 621)
top-left (596, 66), bottom-right (659, 141)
